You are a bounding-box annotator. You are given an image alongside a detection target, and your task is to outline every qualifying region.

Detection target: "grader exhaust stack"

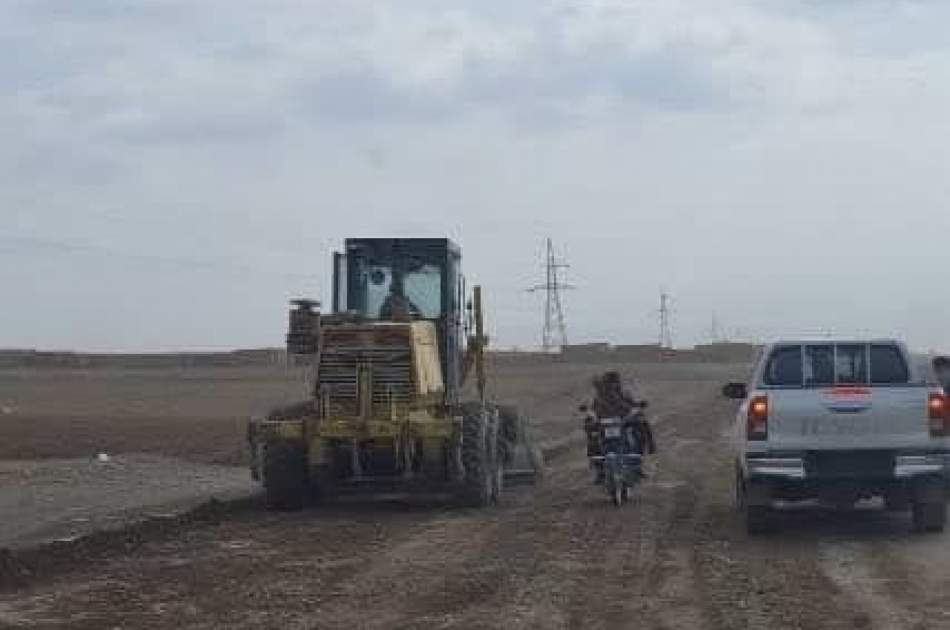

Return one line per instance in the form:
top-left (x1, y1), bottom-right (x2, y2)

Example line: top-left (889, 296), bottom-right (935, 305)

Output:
top-left (247, 238), bottom-right (542, 509)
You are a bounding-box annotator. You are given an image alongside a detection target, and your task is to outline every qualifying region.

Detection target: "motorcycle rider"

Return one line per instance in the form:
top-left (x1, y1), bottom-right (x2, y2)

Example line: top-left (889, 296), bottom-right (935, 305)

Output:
top-left (583, 370), bottom-right (656, 482)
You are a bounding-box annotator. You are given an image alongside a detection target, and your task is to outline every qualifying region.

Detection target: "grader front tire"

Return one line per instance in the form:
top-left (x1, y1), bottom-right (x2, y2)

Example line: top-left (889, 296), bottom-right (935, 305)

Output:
top-left (460, 408), bottom-right (498, 507)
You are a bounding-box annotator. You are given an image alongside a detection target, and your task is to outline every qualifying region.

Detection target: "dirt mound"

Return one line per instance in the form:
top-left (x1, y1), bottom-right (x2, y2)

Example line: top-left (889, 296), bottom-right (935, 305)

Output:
top-left (0, 497), bottom-right (252, 592)
top-left (0, 455), bottom-right (255, 550)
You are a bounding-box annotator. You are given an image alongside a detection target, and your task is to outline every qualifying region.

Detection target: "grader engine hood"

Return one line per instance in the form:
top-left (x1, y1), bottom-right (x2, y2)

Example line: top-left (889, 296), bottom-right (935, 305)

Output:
top-left (318, 321), bottom-right (444, 419)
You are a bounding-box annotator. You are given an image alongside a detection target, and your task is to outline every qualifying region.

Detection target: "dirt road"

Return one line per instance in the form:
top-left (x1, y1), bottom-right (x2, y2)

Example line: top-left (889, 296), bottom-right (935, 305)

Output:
top-left (3, 361), bottom-right (950, 629)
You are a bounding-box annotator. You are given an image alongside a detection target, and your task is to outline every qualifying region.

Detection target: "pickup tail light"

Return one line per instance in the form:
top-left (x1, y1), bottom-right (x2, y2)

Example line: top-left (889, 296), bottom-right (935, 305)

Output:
top-left (747, 395), bottom-right (769, 441)
top-left (928, 392), bottom-right (948, 436)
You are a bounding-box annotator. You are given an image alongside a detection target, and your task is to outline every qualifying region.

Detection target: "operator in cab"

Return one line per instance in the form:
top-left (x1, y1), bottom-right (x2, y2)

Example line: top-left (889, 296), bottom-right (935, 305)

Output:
top-left (378, 271), bottom-right (421, 321)
top-left (581, 370), bottom-right (656, 482)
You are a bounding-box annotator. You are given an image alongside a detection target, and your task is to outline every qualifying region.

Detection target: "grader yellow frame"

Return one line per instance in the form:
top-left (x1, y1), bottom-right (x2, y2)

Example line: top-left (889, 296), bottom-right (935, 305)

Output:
top-left (248, 238), bottom-right (535, 509)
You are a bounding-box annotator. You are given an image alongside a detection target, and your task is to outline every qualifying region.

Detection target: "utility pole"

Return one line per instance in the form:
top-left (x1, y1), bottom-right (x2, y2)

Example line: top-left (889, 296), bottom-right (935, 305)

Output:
top-left (658, 291), bottom-right (673, 350)
top-left (527, 238), bottom-right (573, 351)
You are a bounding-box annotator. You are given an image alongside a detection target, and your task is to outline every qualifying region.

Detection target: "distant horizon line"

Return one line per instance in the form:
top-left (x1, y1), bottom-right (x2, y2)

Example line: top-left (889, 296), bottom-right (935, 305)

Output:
top-left (0, 340), bottom-right (759, 356)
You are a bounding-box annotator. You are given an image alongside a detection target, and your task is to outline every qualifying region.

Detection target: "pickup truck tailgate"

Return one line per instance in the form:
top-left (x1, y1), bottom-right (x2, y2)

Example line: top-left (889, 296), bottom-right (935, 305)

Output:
top-left (768, 386), bottom-right (932, 450)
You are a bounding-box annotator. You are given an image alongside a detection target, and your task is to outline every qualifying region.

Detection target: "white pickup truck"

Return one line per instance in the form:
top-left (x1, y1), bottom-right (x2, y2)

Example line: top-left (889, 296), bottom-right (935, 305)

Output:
top-left (723, 340), bottom-right (949, 534)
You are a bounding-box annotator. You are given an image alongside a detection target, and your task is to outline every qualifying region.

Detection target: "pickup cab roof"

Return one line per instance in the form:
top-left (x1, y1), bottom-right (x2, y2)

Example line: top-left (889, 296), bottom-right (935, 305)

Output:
top-left (763, 338), bottom-right (903, 348)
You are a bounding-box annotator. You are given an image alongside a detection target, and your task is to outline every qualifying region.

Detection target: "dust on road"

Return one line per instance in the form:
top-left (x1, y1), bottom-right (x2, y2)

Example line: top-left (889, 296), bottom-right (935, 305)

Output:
top-left (2, 361), bottom-right (950, 629)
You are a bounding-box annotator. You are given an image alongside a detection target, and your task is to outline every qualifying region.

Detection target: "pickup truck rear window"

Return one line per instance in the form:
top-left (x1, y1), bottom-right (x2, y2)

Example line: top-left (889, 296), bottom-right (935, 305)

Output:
top-left (870, 345), bottom-right (909, 384)
top-left (835, 344), bottom-right (868, 384)
top-left (763, 346), bottom-right (803, 386)
top-left (804, 345), bottom-right (834, 386)
top-left (762, 343), bottom-right (909, 387)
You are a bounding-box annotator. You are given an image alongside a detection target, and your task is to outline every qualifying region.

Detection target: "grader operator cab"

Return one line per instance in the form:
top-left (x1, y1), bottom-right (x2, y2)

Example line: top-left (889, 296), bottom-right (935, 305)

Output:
top-left (248, 238), bottom-right (540, 510)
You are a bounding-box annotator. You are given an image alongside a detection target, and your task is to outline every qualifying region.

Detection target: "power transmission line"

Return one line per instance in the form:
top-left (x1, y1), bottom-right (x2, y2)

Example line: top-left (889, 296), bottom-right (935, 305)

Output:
top-left (527, 238), bottom-right (574, 351)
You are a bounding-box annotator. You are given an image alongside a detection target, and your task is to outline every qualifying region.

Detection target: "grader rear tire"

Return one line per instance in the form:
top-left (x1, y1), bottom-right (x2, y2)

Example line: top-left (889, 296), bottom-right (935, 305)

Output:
top-left (263, 442), bottom-right (308, 511)
top-left (460, 407), bottom-right (496, 507)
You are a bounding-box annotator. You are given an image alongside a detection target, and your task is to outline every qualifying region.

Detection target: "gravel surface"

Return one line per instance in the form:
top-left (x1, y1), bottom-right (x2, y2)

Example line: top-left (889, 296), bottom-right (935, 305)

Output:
top-left (3, 360), bottom-right (950, 629)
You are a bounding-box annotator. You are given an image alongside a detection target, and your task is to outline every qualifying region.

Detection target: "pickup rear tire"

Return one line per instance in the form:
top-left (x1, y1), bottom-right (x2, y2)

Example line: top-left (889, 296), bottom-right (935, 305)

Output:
top-left (737, 472), bottom-right (773, 535)
top-left (912, 502), bottom-right (946, 532)
top-left (912, 478), bottom-right (947, 533)
top-left (884, 490), bottom-right (909, 512)
top-left (745, 506), bottom-right (772, 535)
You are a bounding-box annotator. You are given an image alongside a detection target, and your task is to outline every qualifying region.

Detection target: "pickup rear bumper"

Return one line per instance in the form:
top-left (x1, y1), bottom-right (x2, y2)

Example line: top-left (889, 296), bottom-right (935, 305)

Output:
top-left (746, 456), bottom-right (806, 479)
top-left (893, 454), bottom-right (948, 478)
top-left (745, 451), bottom-right (950, 482)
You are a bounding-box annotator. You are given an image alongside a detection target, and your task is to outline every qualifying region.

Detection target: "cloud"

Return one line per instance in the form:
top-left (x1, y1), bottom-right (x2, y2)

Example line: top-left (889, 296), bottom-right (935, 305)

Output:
top-left (4, 1), bottom-right (950, 350)
top-left (0, 0), bottom-right (846, 140)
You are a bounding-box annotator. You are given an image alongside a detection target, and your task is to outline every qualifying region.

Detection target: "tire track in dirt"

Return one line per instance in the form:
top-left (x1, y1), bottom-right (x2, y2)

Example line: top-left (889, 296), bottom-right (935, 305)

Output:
top-left (1, 363), bottom-right (917, 629)
top-left (816, 521), bottom-right (950, 630)
top-left (817, 540), bottom-right (918, 629)
top-left (283, 377), bottom-right (869, 630)
top-left (298, 384), bottom-right (720, 629)
top-left (0, 503), bottom-right (455, 629)
top-left (685, 420), bottom-right (874, 630)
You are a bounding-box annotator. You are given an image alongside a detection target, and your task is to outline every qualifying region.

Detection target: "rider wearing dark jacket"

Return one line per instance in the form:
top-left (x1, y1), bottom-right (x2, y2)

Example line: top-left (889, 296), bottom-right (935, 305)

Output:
top-left (581, 371), bottom-right (656, 472)
top-left (584, 371), bottom-right (657, 457)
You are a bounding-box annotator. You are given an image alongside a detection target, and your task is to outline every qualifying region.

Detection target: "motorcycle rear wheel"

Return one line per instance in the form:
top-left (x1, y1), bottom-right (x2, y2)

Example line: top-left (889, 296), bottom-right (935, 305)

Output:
top-left (612, 483), bottom-right (623, 506)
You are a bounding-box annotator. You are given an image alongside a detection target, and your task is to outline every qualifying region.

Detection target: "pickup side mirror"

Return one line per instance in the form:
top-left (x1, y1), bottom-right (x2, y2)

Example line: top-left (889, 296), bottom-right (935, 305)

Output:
top-left (578, 404), bottom-right (588, 413)
top-left (636, 400), bottom-right (649, 409)
top-left (722, 382), bottom-right (748, 400)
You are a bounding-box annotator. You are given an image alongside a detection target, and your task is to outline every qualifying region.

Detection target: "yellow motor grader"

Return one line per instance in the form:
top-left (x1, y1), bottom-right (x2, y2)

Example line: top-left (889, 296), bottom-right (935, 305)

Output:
top-left (248, 238), bottom-right (540, 509)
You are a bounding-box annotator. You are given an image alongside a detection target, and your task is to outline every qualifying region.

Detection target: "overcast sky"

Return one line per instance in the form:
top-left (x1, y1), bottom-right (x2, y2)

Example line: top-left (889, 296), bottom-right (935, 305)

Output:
top-left (3, 0), bottom-right (950, 352)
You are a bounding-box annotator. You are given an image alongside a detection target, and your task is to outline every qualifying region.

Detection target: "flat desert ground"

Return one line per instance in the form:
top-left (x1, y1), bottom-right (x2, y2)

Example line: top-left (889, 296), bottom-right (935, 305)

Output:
top-left (2, 357), bottom-right (949, 629)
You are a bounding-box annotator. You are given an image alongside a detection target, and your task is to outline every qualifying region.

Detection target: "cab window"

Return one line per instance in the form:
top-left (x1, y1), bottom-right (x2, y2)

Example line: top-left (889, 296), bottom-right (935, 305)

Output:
top-left (835, 344), bottom-right (868, 384)
top-left (763, 346), bottom-right (803, 386)
top-left (804, 345), bottom-right (834, 386)
top-left (870, 345), bottom-right (909, 384)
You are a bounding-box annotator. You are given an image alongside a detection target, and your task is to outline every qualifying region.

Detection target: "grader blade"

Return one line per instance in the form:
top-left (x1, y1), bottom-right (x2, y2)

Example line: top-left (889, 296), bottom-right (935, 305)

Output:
top-left (503, 441), bottom-right (544, 486)
top-left (497, 404), bottom-right (544, 486)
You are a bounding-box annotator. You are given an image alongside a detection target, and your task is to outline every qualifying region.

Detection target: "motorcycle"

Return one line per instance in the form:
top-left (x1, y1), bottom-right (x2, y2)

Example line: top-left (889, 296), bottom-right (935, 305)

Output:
top-left (586, 405), bottom-right (647, 506)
